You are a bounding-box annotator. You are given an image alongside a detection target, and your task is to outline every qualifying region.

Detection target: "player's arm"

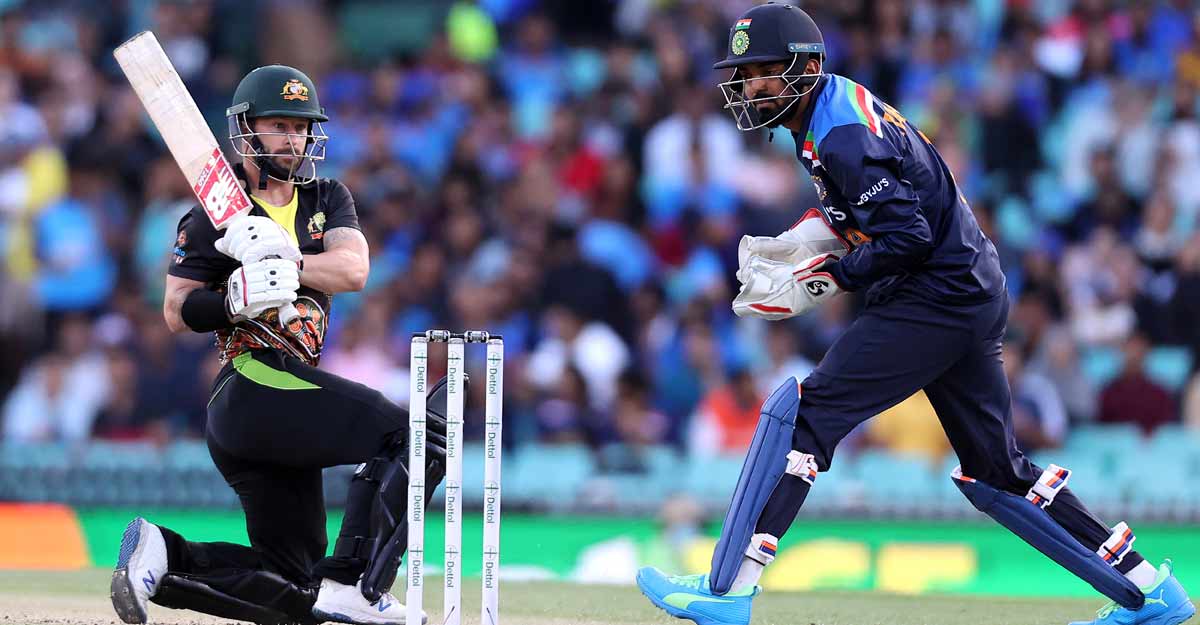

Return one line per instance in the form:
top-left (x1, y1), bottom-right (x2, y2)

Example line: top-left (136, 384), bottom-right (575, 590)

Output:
top-left (300, 227), bottom-right (369, 293)
top-left (166, 209), bottom-right (231, 334)
top-left (819, 126), bottom-right (933, 291)
top-left (163, 275), bottom-right (207, 333)
top-left (299, 180), bottom-right (369, 294)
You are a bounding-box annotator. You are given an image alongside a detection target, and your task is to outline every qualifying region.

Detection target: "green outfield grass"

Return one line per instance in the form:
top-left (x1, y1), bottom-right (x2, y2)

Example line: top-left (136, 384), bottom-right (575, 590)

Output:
top-left (0, 568), bottom-right (1109, 625)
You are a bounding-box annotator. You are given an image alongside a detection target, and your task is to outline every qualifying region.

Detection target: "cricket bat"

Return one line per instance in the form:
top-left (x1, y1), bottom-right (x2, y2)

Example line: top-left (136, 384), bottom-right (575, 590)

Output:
top-left (113, 31), bottom-right (298, 324)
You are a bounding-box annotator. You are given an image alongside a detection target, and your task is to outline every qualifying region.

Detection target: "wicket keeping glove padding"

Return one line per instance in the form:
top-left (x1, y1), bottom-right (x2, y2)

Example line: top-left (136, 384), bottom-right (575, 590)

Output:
top-left (732, 253), bottom-right (844, 320)
top-left (735, 207), bottom-right (850, 280)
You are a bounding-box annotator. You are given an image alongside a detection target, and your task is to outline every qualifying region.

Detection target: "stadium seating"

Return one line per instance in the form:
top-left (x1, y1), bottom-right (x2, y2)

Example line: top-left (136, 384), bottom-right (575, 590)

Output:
top-left (1, 425), bottom-right (1198, 521)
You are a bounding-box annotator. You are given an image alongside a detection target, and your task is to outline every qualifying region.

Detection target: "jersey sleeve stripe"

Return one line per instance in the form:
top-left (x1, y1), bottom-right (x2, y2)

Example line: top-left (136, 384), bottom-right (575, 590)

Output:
top-left (850, 83), bottom-right (883, 138)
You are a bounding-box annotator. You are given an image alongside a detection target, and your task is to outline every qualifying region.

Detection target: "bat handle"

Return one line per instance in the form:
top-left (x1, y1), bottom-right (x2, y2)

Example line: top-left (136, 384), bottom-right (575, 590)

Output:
top-left (277, 302), bottom-right (301, 326)
top-left (263, 253), bottom-right (301, 328)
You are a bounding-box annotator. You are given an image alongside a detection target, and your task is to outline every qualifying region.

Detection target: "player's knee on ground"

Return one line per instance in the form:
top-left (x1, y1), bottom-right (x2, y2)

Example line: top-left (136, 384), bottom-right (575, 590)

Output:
top-left (152, 572), bottom-right (319, 624)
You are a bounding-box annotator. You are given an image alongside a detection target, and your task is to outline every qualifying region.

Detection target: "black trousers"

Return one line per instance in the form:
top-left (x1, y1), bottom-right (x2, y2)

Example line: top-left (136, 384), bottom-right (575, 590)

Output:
top-left (155, 349), bottom-right (410, 621)
top-left (757, 290), bottom-right (1145, 574)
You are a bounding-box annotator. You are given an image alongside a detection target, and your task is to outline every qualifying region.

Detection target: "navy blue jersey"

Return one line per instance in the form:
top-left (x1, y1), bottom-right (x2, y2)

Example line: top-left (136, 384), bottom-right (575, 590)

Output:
top-left (792, 74), bottom-right (1005, 303)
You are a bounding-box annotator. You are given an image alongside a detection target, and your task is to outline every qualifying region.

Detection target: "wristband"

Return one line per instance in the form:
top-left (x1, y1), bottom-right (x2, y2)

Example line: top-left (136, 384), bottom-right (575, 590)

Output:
top-left (181, 288), bottom-right (235, 332)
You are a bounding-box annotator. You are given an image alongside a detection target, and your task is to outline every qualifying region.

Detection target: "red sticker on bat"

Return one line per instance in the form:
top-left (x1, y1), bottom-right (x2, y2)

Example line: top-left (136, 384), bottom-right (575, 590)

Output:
top-left (193, 148), bottom-right (249, 229)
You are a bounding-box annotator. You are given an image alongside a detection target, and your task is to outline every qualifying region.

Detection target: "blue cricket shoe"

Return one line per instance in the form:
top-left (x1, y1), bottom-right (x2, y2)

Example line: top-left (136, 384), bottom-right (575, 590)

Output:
top-left (636, 567), bottom-right (759, 625)
top-left (1070, 561), bottom-right (1195, 625)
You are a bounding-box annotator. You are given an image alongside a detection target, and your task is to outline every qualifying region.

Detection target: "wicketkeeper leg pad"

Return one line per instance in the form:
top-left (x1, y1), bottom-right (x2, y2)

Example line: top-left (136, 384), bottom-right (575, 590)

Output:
top-left (1097, 522), bottom-right (1137, 567)
top-left (1025, 464), bottom-right (1071, 509)
top-left (951, 465), bottom-right (1143, 608)
top-left (709, 377), bottom-right (801, 595)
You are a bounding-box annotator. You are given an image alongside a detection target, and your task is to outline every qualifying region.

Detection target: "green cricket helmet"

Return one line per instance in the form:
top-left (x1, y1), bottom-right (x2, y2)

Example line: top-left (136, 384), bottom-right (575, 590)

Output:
top-left (227, 64), bottom-right (329, 187)
top-left (714, 2), bottom-right (826, 131)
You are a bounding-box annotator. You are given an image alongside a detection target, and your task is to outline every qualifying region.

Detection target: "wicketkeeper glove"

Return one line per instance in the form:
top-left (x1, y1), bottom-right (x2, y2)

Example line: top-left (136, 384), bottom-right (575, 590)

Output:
top-left (224, 258), bottom-right (300, 323)
top-left (732, 253), bottom-right (844, 320)
top-left (736, 208), bottom-right (849, 281)
top-left (215, 215), bottom-right (302, 264)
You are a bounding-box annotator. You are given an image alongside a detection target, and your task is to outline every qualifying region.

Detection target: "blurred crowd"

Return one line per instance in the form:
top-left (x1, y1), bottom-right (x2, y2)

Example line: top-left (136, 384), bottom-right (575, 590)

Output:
top-left (2, 0), bottom-right (1200, 468)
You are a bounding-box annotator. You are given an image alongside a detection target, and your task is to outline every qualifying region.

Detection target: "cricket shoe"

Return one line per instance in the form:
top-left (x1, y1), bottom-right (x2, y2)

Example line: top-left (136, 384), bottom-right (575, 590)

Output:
top-left (311, 578), bottom-right (426, 625)
top-left (636, 566), bottom-right (759, 625)
top-left (110, 517), bottom-right (168, 624)
top-left (1069, 560), bottom-right (1195, 625)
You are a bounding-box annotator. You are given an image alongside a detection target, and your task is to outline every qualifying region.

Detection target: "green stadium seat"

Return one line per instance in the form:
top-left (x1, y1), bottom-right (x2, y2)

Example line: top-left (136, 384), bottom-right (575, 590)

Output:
top-left (1079, 347), bottom-right (1124, 388)
top-left (461, 442), bottom-right (487, 507)
top-left (1063, 424), bottom-right (1144, 473)
top-left (81, 441), bottom-right (162, 470)
top-left (1144, 347), bottom-right (1193, 392)
top-left (803, 455), bottom-right (852, 515)
top-left (852, 451), bottom-right (939, 515)
top-left (501, 443), bottom-right (593, 510)
top-left (685, 454), bottom-right (744, 511)
top-left (164, 440), bottom-right (213, 470)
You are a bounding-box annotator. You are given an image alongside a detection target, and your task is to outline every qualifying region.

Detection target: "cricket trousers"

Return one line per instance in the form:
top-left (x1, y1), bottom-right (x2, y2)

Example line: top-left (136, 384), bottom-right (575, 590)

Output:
top-left (755, 289), bottom-right (1147, 574)
top-left (151, 348), bottom-right (413, 622)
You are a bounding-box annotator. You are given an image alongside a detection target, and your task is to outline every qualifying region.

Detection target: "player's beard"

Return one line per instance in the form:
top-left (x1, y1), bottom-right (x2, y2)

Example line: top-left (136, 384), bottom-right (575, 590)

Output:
top-left (756, 97), bottom-right (800, 129)
top-left (259, 153), bottom-right (302, 181)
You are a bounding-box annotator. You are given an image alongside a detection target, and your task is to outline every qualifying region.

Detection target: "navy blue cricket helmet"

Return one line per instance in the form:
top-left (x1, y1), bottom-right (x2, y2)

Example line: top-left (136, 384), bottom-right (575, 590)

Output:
top-left (714, 2), bottom-right (826, 131)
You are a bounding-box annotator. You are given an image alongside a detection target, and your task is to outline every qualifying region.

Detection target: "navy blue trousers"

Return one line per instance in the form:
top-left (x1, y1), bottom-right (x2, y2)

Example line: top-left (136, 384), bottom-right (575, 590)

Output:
top-left (756, 291), bottom-right (1144, 573)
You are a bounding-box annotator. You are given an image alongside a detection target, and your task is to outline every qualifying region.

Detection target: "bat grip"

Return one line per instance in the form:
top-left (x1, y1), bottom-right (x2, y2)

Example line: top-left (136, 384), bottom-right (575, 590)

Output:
top-left (262, 252), bottom-right (301, 328)
top-left (277, 302), bottom-right (300, 325)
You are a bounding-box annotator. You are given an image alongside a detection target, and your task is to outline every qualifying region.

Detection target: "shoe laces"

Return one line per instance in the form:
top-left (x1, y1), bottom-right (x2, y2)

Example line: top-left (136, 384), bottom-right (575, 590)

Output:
top-left (369, 590), bottom-right (400, 608)
top-left (669, 574), bottom-right (707, 592)
top-left (1096, 600), bottom-right (1119, 620)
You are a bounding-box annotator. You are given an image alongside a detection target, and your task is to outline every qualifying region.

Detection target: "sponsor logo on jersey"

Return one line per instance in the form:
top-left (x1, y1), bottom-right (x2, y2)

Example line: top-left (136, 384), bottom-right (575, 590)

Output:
top-left (857, 178), bottom-right (890, 204)
top-left (173, 231), bottom-right (187, 263)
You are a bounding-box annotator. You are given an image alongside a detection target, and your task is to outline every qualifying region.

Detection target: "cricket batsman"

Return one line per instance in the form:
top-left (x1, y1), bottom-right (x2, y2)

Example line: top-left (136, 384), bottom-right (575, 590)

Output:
top-left (109, 65), bottom-right (447, 625)
top-left (636, 4), bottom-right (1195, 625)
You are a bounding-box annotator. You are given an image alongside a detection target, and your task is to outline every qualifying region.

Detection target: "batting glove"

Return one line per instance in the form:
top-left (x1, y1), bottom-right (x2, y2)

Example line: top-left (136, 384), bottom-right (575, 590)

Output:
top-left (225, 258), bottom-right (300, 322)
top-left (216, 215), bottom-right (302, 264)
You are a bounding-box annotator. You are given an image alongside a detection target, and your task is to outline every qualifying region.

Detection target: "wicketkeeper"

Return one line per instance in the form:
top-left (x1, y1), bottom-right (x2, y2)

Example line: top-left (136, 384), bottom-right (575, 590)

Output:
top-left (636, 5), bottom-right (1195, 625)
top-left (110, 65), bottom-right (445, 625)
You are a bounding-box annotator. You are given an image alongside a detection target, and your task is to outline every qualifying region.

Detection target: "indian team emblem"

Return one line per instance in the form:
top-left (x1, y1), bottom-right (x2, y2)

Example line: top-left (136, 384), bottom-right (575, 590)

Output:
top-left (731, 30), bottom-right (750, 55)
top-left (281, 79), bottom-right (309, 101)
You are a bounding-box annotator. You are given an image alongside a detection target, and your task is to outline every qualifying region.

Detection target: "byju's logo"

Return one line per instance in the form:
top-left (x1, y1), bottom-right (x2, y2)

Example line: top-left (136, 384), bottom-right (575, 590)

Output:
top-left (858, 178), bottom-right (890, 204)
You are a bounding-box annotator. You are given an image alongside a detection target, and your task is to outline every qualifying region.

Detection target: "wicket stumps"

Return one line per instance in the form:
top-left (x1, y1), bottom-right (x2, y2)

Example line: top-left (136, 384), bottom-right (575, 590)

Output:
top-left (407, 330), bottom-right (504, 625)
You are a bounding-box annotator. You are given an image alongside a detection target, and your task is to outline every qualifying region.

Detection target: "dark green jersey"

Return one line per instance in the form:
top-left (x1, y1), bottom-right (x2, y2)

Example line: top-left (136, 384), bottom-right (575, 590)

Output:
top-left (168, 165), bottom-right (360, 366)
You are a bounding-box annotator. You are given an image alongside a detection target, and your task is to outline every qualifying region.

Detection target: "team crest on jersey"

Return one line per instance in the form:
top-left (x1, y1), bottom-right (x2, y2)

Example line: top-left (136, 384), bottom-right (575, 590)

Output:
top-left (281, 79), bottom-right (309, 101)
top-left (307, 211), bottom-right (325, 240)
top-left (731, 30), bottom-right (750, 55)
